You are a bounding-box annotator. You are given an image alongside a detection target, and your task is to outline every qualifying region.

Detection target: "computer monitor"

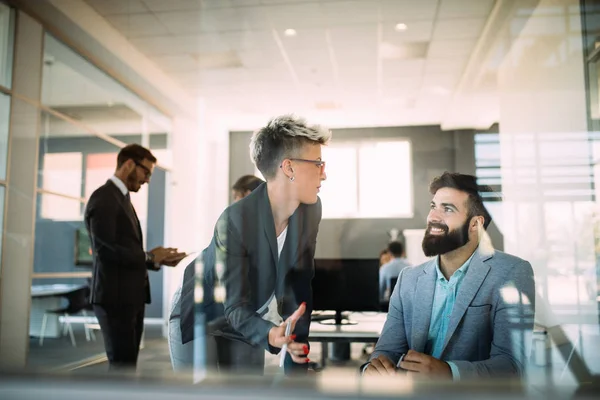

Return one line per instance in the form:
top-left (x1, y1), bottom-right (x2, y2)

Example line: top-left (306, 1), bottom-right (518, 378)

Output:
top-left (312, 258), bottom-right (380, 325)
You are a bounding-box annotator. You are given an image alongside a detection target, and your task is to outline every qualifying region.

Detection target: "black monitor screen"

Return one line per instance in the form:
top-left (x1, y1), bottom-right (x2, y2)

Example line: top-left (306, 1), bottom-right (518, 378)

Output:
top-left (312, 258), bottom-right (380, 312)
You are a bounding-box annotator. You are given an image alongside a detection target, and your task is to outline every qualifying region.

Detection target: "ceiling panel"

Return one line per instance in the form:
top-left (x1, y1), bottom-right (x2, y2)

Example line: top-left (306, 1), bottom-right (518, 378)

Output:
top-left (153, 54), bottom-right (200, 72)
top-left (238, 48), bottom-right (284, 68)
top-left (425, 57), bottom-right (467, 74)
top-left (129, 34), bottom-right (230, 55)
top-left (86, 0), bottom-right (148, 16)
top-left (428, 38), bottom-right (476, 57)
top-left (329, 24), bottom-right (377, 49)
top-left (432, 18), bottom-right (486, 39)
top-left (379, 0), bottom-right (439, 21)
top-left (382, 59), bottom-right (425, 77)
top-left (142, 0), bottom-right (203, 12)
top-left (105, 13), bottom-right (169, 37)
top-left (321, 1), bottom-right (380, 25)
top-left (381, 20), bottom-right (434, 43)
top-left (266, 3), bottom-right (329, 29)
top-left (438, 0), bottom-right (495, 19)
top-left (277, 28), bottom-right (328, 50)
top-left (220, 30), bottom-right (277, 51)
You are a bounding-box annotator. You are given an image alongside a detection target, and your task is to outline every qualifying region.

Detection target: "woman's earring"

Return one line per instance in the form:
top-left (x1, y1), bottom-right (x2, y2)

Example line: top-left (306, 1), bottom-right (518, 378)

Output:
top-left (290, 176), bottom-right (295, 182)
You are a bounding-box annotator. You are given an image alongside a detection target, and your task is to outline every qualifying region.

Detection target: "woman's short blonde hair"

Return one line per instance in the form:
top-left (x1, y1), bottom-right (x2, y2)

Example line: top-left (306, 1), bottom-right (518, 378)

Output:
top-left (250, 114), bottom-right (331, 180)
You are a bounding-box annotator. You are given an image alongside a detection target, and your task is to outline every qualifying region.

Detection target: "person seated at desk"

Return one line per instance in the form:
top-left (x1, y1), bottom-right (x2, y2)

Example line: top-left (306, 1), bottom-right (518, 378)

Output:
top-left (379, 248), bottom-right (393, 267)
top-left (379, 241), bottom-right (411, 301)
top-left (168, 174), bottom-right (264, 370)
top-left (363, 172), bottom-right (535, 380)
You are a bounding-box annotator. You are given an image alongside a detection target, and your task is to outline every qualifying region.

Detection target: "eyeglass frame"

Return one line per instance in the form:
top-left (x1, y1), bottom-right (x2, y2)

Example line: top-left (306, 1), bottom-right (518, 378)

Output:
top-left (286, 158), bottom-right (326, 169)
top-left (133, 160), bottom-right (152, 178)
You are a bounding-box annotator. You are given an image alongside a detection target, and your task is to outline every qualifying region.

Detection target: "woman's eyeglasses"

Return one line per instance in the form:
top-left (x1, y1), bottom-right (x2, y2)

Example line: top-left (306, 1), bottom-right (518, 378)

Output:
top-left (289, 158), bottom-right (326, 170)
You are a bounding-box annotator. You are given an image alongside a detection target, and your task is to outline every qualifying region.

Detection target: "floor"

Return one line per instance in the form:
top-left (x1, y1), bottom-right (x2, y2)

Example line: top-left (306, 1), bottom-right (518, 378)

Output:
top-left (25, 317), bottom-right (600, 400)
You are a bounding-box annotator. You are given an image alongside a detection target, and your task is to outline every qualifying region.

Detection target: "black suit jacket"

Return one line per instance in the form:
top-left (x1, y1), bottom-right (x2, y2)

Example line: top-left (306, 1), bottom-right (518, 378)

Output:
top-left (85, 180), bottom-right (157, 307)
top-left (180, 183), bottom-right (322, 352)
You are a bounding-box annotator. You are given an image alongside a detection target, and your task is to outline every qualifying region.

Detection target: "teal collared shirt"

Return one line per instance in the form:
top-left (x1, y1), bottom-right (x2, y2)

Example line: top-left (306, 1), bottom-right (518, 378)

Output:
top-left (424, 252), bottom-right (476, 380)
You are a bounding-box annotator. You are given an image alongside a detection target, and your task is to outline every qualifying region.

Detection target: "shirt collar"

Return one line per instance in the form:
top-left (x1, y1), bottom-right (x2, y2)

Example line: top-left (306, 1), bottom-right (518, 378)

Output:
top-left (109, 175), bottom-right (128, 197)
top-left (434, 249), bottom-right (477, 282)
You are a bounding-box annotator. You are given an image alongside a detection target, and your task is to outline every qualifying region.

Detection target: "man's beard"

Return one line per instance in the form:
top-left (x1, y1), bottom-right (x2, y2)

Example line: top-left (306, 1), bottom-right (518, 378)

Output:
top-left (422, 218), bottom-right (471, 257)
top-left (126, 169), bottom-right (139, 192)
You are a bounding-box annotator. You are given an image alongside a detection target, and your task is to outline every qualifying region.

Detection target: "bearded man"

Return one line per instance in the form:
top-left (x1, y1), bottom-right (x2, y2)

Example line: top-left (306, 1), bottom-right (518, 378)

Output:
top-left (362, 172), bottom-right (535, 381)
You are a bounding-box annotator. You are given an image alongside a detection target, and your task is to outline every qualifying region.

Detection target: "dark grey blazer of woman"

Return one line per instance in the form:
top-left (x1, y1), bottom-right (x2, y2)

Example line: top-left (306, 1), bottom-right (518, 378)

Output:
top-left (179, 182), bottom-right (322, 372)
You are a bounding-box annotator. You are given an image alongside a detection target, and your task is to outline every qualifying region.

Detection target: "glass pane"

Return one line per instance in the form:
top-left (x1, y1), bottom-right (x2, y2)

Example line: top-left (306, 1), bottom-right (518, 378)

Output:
top-left (40, 152), bottom-right (83, 197)
top-left (0, 91), bottom-right (9, 180)
top-left (42, 33), bottom-right (171, 164)
top-left (0, 185), bottom-right (4, 272)
top-left (34, 192), bottom-right (86, 274)
top-left (0, 3), bottom-right (14, 89)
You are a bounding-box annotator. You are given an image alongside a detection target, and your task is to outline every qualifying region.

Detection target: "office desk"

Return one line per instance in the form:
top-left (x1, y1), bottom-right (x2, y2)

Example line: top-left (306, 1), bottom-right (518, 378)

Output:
top-left (30, 284), bottom-right (87, 338)
top-left (309, 312), bottom-right (386, 367)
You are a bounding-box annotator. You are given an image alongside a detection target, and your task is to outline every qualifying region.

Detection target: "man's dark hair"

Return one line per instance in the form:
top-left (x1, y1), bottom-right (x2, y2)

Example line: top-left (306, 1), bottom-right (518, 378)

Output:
top-left (232, 175), bottom-right (264, 193)
top-left (429, 172), bottom-right (493, 229)
top-left (387, 241), bottom-right (404, 257)
top-left (117, 144), bottom-right (156, 168)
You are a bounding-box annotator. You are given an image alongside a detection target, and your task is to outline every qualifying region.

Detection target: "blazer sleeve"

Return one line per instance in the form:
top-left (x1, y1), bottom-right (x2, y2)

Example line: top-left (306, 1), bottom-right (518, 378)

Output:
top-left (215, 211), bottom-right (276, 350)
top-left (450, 260), bottom-right (536, 379)
top-left (86, 192), bottom-right (146, 270)
top-left (291, 198), bottom-right (322, 346)
top-left (369, 267), bottom-right (410, 365)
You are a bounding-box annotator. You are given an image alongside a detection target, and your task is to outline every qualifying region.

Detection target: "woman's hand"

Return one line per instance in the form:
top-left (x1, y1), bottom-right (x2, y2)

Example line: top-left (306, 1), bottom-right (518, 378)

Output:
top-left (268, 301), bottom-right (306, 347)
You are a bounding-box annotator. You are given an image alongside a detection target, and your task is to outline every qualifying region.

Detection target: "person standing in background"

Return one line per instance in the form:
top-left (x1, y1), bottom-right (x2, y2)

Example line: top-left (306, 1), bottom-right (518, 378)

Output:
top-left (85, 144), bottom-right (186, 370)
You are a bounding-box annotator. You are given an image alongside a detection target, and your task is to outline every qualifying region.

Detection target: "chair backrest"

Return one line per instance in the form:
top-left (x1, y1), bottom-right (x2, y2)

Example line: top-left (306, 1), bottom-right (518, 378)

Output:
top-left (389, 277), bottom-right (398, 295)
top-left (63, 286), bottom-right (91, 314)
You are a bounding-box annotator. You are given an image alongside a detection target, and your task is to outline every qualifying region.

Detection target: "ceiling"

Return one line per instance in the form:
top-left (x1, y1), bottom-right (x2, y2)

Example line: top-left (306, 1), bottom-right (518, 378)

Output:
top-left (82, 0), bottom-right (500, 129)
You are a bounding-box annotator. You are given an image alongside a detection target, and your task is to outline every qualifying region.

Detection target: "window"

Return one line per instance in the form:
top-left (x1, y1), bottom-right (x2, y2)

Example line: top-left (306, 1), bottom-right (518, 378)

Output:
top-left (0, 91), bottom-right (8, 180)
top-left (319, 140), bottom-right (413, 219)
top-left (0, 2), bottom-right (14, 89)
top-left (40, 152), bottom-right (83, 220)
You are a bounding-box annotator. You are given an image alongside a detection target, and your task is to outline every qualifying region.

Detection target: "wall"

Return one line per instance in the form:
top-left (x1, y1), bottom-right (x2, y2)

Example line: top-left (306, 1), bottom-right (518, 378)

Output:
top-left (229, 125), bottom-right (499, 261)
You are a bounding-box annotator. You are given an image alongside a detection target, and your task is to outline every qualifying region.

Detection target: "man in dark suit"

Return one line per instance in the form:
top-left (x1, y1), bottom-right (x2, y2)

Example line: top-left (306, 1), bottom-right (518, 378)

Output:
top-left (85, 144), bottom-right (185, 369)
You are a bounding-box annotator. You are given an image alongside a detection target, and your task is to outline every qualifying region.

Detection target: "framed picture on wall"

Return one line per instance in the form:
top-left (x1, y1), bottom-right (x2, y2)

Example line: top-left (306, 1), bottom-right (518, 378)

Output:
top-left (74, 227), bottom-right (93, 266)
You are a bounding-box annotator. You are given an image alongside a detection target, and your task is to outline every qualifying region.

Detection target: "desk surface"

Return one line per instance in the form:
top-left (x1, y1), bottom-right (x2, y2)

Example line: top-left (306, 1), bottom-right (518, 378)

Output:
top-left (31, 284), bottom-right (87, 298)
top-left (309, 312), bottom-right (386, 341)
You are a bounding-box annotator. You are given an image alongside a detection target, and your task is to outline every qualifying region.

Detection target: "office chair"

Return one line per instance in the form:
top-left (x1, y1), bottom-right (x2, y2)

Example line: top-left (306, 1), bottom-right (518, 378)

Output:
top-left (39, 286), bottom-right (94, 347)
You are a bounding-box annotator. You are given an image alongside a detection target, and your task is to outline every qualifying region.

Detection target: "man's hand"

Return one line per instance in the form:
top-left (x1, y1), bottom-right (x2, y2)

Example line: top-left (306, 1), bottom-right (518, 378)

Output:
top-left (363, 355), bottom-right (397, 376)
top-left (150, 246), bottom-right (186, 266)
top-left (398, 350), bottom-right (452, 379)
top-left (268, 302), bottom-right (309, 363)
top-left (161, 252), bottom-right (187, 267)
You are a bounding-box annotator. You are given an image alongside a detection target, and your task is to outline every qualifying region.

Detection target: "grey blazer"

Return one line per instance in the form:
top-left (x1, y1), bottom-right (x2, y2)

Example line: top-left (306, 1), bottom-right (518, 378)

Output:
top-left (370, 247), bottom-right (536, 379)
top-left (179, 183), bottom-right (322, 352)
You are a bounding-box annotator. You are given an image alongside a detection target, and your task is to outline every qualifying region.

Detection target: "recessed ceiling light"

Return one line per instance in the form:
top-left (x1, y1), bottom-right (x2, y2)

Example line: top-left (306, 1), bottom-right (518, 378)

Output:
top-left (395, 23), bottom-right (408, 32)
top-left (284, 28), bottom-right (297, 37)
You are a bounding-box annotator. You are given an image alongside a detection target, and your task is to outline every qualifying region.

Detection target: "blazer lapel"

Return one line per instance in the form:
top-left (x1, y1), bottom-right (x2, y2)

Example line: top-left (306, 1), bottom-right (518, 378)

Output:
top-left (441, 249), bottom-right (492, 354)
top-left (107, 180), bottom-right (142, 241)
top-left (278, 208), bottom-right (302, 277)
top-left (259, 186), bottom-right (278, 267)
top-left (411, 259), bottom-right (437, 352)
